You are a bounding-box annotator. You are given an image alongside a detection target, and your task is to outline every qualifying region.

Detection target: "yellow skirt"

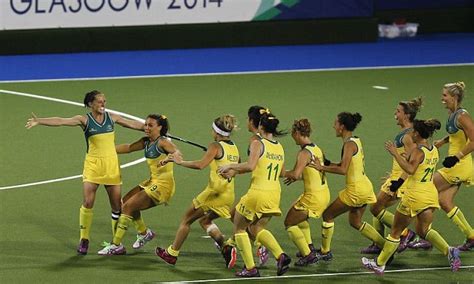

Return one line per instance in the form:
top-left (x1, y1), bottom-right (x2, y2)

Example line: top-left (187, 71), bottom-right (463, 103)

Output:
top-left (82, 155), bottom-right (121, 185)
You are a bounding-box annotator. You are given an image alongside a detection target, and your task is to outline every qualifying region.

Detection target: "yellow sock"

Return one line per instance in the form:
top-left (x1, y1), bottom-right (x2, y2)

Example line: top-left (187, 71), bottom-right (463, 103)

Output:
top-left (133, 216), bottom-right (147, 235)
top-left (287, 226), bottom-right (311, 256)
top-left (167, 245), bottom-right (180, 257)
top-left (401, 228), bottom-right (409, 237)
top-left (321, 221), bottom-right (334, 254)
top-left (376, 209), bottom-right (394, 228)
top-left (298, 221), bottom-right (313, 245)
top-left (359, 222), bottom-right (385, 248)
top-left (111, 211), bottom-right (120, 236)
top-left (448, 207), bottom-right (474, 239)
top-left (112, 214), bottom-right (132, 245)
top-left (425, 229), bottom-right (449, 255)
top-left (79, 206), bottom-right (93, 240)
top-left (377, 234), bottom-right (399, 266)
top-left (256, 229), bottom-right (284, 259)
top-left (235, 232), bottom-right (255, 269)
top-left (372, 216), bottom-right (384, 236)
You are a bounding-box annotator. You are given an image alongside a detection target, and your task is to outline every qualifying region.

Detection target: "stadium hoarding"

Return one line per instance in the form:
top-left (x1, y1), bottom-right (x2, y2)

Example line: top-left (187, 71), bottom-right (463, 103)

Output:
top-left (1, 0), bottom-right (373, 30)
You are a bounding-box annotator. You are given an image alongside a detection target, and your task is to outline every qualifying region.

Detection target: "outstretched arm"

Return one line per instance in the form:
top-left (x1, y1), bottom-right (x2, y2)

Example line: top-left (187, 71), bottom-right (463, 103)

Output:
top-left (110, 113), bottom-right (144, 131)
top-left (170, 142), bottom-right (220, 170)
top-left (310, 141), bottom-right (355, 175)
top-left (218, 139), bottom-right (261, 175)
top-left (284, 149), bottom-right (311, 185)
top-left (25, 113), bottom-right (86, 129)
top-left (116, 137), bottom-right (146, 154)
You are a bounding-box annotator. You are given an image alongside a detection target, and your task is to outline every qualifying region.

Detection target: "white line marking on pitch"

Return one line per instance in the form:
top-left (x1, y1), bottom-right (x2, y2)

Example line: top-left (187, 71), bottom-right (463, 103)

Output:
top-left (372, 85), bottom-right (389, 90)
top-left (0, 63), bottom-right (472, 83)
top-left (160, 265), bottom-right (474, 283)
top-left (0, 89), bottom-right (146, 191)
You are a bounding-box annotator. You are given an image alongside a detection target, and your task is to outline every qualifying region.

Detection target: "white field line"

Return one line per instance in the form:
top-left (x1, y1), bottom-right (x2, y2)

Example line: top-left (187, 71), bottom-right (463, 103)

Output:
top-left (0, 89), bottom-right (146, 191)
top-left (0, 63), bottom-right (473, 83)
top-left (161, 265), bottom-right (474, 283)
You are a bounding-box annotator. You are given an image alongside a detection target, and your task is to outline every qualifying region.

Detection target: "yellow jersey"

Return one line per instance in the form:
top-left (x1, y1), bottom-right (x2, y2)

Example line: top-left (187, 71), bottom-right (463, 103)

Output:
top-left (208, 140), bottom-right (240, 192)
top-left (302, 143), bottom-right (329, 193)
top-left (390, 128), bottom-right (412, 179)
top-left (249, 138), bottom-right (284, 191)
top-left (446, 108), bottom-right (472, 164)
top-left (145, 137), bottom-right (174, 183)
top-left (406, 145), bottom-right (438, 189)
top-left (84, 112), bottom-right (116, 158)
top-left (346, 137), bottom-right (368, 185)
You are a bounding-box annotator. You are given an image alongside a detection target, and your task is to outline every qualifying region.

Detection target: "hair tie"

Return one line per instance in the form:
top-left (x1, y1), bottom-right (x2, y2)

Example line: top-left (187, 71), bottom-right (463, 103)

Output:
top-left (161, 115), bottom-right (167, 119)
top-left (259, 108), bottom-right (270, 115)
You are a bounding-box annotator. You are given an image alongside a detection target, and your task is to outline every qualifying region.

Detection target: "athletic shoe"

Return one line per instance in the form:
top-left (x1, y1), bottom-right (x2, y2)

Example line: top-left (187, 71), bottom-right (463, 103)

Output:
top-left (360, 243), bottom-right (381, 254)
top-left (296, 243), bottom-right (316, 257)
top-left (448, 247), bottom-right (461, 272)
top-left (294, 251), bottom-right (318, 266)
top-left (77, 239), bottom-right (89, 255)
top-left (221, 245), bottom-right (237, 269)
top-left (457, 238), bottom-right (474, 252)
top-left (361, 257), bottom-right (385, 275)
top-left (276, 253), bottom-right (291, 276)
top-left (257, 245), bottom-right (269, 266)
top-left (155, 247), bottom-right (177, 265)
top-left (397, 229), bottom-right (416, 253)
top-left (132, 228), bottom-right (156, 249)
top-left (407, 238), bottom-right (432, 250)
top-left (97, 243), bottom-right (126, 255)
top-left (235, 266), bottom-right (260, 277)
top-left (315, 249), bottom-right (333, 262)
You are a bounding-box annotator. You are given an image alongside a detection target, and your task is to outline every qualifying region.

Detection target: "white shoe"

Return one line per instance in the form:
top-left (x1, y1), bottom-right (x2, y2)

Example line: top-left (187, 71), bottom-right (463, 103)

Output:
top-left (98, 243), bottom-right (126, 255)
top-left (361, 257), bottom-right (385, 275)
top-left (132, 228), bottom-right (156, 249)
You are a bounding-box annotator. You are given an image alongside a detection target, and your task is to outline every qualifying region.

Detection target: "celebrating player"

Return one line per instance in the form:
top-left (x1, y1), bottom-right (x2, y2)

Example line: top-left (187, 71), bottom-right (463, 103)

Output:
top-left (98, 114), bottom-right (179, 255)
top-left (283, 118), bottom-right (330, 266)
top-left (25, 90), bottom-right (144, 255)
top-left (362, 119), bottom-right (461, 274)
top-left (156, 114), bottom-right (240, 268)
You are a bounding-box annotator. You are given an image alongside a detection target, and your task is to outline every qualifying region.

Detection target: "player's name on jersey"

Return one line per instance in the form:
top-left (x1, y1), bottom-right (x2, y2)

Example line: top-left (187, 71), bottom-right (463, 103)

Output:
top-left (266, 152), bottom-right (283, 161)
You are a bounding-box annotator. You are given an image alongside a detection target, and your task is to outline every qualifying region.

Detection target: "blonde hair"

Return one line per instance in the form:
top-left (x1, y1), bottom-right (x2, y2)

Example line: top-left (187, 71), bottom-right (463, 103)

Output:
top-left (444, 81), bottom-right (466, 104)
top-left (292, 118), bottom-right (312, 137)
top-left (214, 114), bottom-right (238, 135)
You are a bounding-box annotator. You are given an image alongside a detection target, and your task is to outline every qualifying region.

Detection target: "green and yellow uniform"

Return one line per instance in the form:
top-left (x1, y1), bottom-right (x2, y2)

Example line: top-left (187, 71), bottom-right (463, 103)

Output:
top-left (193, 140), bottom-right (240, 218)
top-left (397, 145), bottom-right (440, 217)
top-left (339, 137), bottom-right (376, 207)
top-left (438, 108), bottom-right (473, 186)
top-left (82, 112), bottom-right (121, 185)
top-left (236, 138), bottom-right (285, 221)
top-left (380, 128), bottom-right (412, 198)
top-left (293, 143), bottom-right (330, 218)
top-left (139, 137), bottom-right (175, 205)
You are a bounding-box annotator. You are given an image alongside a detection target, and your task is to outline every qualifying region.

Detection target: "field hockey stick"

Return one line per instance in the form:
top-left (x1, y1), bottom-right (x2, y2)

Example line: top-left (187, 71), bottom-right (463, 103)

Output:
top-left (166, 134), bottom-right (207, 151)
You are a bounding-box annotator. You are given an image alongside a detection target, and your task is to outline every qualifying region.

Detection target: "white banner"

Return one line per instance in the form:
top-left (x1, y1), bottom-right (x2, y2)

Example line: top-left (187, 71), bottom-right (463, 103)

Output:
top-left (0, 0), bottom-right (283, 30)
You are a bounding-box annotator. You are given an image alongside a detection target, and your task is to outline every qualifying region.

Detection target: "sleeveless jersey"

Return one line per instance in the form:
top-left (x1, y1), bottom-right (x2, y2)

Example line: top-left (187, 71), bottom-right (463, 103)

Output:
top-left (249, 138), bottom-right (284, 191)
top-left (302, 143), bottom-right (329, 193)
top-left (346, 137), bottom-right (368, 185)
top-left (208, 140), bottom-right (240, 192)
top-left (446, 108), bottom-right (472, 163)
top-left (390, 128), bottom-right (412, 179)
top-left (84, 112), bottom-right (116, 157)
top-left (144, 137), bottom-right (173, 182)
top-left (406, 145), bottom-right (439, 188)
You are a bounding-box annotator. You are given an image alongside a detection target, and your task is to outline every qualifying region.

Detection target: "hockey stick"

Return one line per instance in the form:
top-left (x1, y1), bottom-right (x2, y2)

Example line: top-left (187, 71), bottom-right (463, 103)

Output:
top-left (166, 134), bottom-right (207, 151)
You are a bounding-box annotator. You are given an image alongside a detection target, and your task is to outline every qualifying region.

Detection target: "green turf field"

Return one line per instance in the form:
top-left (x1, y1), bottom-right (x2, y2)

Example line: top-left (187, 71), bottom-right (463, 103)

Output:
top-left (1, 66), bottom-right (473, 283)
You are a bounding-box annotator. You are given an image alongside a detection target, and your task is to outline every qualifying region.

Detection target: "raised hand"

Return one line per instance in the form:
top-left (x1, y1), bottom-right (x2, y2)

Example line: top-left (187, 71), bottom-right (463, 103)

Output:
top-left (25, 112), bottom-right (39, 129)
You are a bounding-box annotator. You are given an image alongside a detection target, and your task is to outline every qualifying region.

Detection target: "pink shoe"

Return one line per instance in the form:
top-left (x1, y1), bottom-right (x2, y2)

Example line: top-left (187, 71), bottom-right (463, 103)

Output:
top-left (77, 239), bottom-right (89, 255)
top-left (457, 238), bottom-right (474, 252)
top-left (235, 266), bottom-right (260, 277)
top-left (361, 243), bottom-right (381, 254)
top-left (155, 247), bottom-right (177, 265)
top-left (256, 245), bottom-right (269, 266)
